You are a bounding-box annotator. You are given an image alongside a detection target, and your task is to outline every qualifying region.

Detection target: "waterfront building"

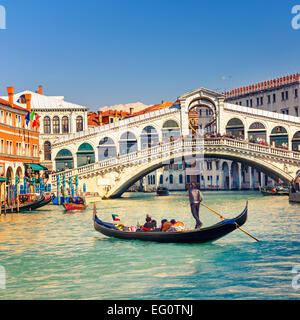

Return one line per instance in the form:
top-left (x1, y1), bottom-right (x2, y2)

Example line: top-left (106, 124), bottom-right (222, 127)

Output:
top-left (1, 86), bottom-right (89, 170)
top-left (225, 73), bottom-right (300, 151)
top-left (88, 110), bottom-right (130, 127)
top-left (0, 87), bottom-right (40, 202)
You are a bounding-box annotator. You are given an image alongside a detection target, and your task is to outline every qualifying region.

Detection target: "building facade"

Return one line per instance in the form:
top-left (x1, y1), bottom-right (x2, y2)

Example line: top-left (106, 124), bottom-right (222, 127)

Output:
top-left (1, 86), bottom-right (89, 171)
top-left (0, 87), bottom-right (40, 202)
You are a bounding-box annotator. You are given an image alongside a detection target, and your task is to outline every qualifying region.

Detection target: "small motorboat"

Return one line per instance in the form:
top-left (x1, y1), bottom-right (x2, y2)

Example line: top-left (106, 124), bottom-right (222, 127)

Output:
top-left (93, 203), bottom-right (248, 244)
top-left (156, 187), bottom-right (169, 196)
top-left (260, 186), bottom-right (289, 196)
top-left (63, 197), bottom-right (87, 211)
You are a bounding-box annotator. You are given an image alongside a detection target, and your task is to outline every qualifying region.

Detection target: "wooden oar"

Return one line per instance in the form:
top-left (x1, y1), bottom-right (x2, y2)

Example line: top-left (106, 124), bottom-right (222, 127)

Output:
top-left (200, 202), bottom-right (260, 242)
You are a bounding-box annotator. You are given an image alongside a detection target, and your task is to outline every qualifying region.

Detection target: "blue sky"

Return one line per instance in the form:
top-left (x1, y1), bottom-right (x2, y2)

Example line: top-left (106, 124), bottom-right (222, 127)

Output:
top-left (0, 0), bottom-right (299, 110)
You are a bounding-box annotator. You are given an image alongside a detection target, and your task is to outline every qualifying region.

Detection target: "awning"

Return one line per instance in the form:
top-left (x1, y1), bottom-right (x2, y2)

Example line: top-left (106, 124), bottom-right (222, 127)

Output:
top-left (25, 163), bottom-right (48, 171)
top-left (0, 177), bottom-right (7, 182)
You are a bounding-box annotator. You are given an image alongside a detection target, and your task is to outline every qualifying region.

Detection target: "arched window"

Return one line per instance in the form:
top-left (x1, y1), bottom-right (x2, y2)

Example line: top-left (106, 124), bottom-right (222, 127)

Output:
top-left (55, 149), bottom-right (74, 171)
top-left (141, 126), bottom-right (159, 149)
top-left (44, 141), bottom-right (51, 161)
top-left (53, 116), bottom-right (60, 134)
top-left (162, 120), bottom-right (180, 142)
top-left (77, 143), bottom-right (95, 167)
top-left (160, 175), bottom-right (164, 185)
top-left (98, 137), bottom-right (117, 160)
top-left (119, 132), bottom-right (137, 155)
top-left (248, 122), bottom-right (266, 143)
top-left (226, 118), bottom-right (244, 139)
top-left (292, 131), bottom-right (300, 152)
top-left (179, 174), bottom-right (183, 184)
top-left (76, 116), bottom-right (84, 132)
top-left (62, 116), bottom-right (69, 134)
top-left (270, 126), bottom-right (288, 148)
top-left (170, 174), bottom-right (174, 184)
top-left (44, 117), bottom-right (51, 134)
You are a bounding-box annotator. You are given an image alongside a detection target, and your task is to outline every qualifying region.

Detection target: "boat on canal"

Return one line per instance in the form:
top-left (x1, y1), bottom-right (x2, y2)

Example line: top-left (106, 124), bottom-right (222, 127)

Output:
top-left (259, 186), bottom-right (289, 196)
top-left (289, 191), bottom-right (300, 203)
top-left (63, 197), bottom-right (87, 212)
top-left (93, 202), bottom-right (248, 244)
top-left (156, 187), bottom-right (169, 196)
top-left (1, 192), bottom-right (54, 214)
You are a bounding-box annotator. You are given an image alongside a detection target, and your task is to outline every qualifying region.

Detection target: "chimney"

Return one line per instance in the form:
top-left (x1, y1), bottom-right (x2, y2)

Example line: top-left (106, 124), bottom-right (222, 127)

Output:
top-left (38, 85), bottom-right (43, 95)
top-left (7, 87), bottom-right (14, 106)
top-left (130, 107), bottom-right (134, 115)
top-left (24, 93), bottom-right (32, 112)
top-left (98, 111), bottom-right (103, 126)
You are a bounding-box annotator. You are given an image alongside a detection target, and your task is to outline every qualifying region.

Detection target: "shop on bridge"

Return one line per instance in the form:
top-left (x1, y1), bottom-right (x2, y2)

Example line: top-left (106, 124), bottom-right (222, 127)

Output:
top-left (225, 118), bottom-right (244, 139)
top-left (77, 143), bottom-right (95, 167)
top-left (55, 149), bottom-right (74, 171)
top-left (292, 131), bottom-right (300, 152)
top-left (270, 126), bottom-right (289, 149)
top-left (98, 137), bottom-right (117, 161)
top-left (162, 120), bottom-right (181, 143)
top-left (248, 122), bottom-right (267, 143)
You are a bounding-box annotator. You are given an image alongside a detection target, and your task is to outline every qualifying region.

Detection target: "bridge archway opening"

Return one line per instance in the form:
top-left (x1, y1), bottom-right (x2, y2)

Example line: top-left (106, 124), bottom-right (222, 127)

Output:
top-left (55, 149), bottom-right (74, 171)
top-left (222, 162), bottom-right (229, 189)
top-left (98, 137), bottom-right (117, 160)
top-left (270, 126), bottom-right (288, 148)
top-left (77, 143), bottom-right (95, 167)
top-left (16, 166), bottom-right (23, 180)
top-left (248, 122), bottom-right (267, 143)
top-left (292, 131), bottom-right (300, 152)
top-left (6, 167), bottom-right (14, 186)
top-left (162, 120), bottom-right (180, 142)
top-left (231, 162), bottom-right (239, 189)
top-left (226, 118), bottom-right (244, 139)
top-left (119, 132), bottom-right (138, 155)
top-left (141, 126), bottom-right (159, 150)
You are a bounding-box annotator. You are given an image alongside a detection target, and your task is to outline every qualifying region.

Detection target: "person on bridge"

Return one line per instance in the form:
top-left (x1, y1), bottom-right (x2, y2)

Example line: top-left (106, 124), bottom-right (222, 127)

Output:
top-left (188, 182), bottom-right (204, 229)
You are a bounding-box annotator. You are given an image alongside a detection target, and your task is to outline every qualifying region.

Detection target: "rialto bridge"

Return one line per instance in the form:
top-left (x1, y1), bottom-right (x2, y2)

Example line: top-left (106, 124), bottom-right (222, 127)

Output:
top-left (51, 88), bottom-right (300, 198)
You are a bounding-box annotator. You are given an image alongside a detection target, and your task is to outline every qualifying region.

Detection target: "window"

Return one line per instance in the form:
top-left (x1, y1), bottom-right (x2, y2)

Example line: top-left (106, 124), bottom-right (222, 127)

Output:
top-left (250, 99), bottom-right (253, 107)
top-left (267, 95), bottom-right (271, 104)
top-left (62, 116), bottom-right (69, 134)
top-left (286, 91), bottom-right (289, 100)
top-left (0, 139), bottom-right (4, 153)
top-left (33, 145), bottom-right (38, 157)
top-left (257, 97), bottom-right (260, 106)
top-left (281, 109), bottom-right (289, 115)
top-left (53, 116), bottom-right (60, 134)
top-left (44, 141), bottom-right (51, 161)
top-left (295, 89), bottom-right (298, 99)
top-left (76, 116), bottom-right (84, 132)
top-left (179, 174), bottom-right (183, 184)
top-left (159, 175), bottom-right (163, 184)
top-left (273, 94), bottom-right (276, 103)
top-left (0, 111), bottom-right (3, 123)
top-left (295, 107), bottom-right (299, 117)
top-left (281, 92), bottom-right (285, 101)
top-left (169, 174), bottom-right (174, 184)
top-left (246, 100), bottom-right (249, 107)
top-left (215, 161), bottom-right (220, 170)
top-left (260, 97), bottom-right (263, 105)
top-left (186, 175), bottom-right (191, 184)
top-left (44, 117), bottom-right (51, 134)
top-left (196, 175), bottom-right (200, 183)
top-left (207, 161), bottom-right (212, 170)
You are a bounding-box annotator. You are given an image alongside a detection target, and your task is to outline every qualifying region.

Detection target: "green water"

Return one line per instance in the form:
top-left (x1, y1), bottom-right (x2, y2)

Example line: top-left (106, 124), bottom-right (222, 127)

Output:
top-left (0, 191), bottom-right (300, 300)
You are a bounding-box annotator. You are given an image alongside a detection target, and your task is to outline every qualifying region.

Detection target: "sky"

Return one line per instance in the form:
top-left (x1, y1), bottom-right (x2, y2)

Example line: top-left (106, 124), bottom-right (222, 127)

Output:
top-left (0, 0), bottom-right (299, 111)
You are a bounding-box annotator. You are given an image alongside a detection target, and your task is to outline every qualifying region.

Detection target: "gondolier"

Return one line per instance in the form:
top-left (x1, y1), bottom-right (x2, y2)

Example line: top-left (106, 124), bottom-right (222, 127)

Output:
top-left (188, 182), bottom-right (204, 229)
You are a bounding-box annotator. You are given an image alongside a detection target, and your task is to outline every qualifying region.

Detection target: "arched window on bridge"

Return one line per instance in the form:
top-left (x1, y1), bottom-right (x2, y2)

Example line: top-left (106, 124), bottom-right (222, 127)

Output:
top-left (292, 131), bottom-right (300, 152)
top-left (231, 162), bottom-right (239, 189)
top-left (43, 116), bottom-right (51, 134)
top-left (55, 149), bottom-right (74, 171)
top-left (248, 122), bottom-right (266, 144)
top-left (226, 118), bottom-right (244, 139)
top-left (98, 137), bottom-right (117, 161)
top-left (162, 120), bottom-right (180, 143)
top-left (169, 174), bottom-right (174, 184)
top-left (77, 143), bottom-right (95, 167)
top-left (44, 141), bottom-right (51, 161)
top-left (141, 126), bottom-right (159, 150)
top-left (179, 174), bottom-right (183, 184)
top-left (119, 132), bottom-right (138, 155)
top-left (270, 126), bottom-right (288, 149)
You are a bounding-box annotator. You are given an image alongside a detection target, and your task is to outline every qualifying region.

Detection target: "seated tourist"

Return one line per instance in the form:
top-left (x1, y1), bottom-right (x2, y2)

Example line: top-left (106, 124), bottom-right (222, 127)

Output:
top-left (145, 214), bottom-right (157, 229)
top-left (167, 219), bottom-right (185, 232)
top-left (161, 219), bottom-right (172, 232)
top-left (143, 217), bottom-right (155, 231)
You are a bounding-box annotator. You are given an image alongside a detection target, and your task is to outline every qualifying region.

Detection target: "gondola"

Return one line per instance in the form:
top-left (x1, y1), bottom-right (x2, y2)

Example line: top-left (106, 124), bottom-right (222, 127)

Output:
top-left (156, 187), bottom-right (169, 196)
top-left (1, 193), bottom-right (54, 214)
top-left (260, 186), bottom-right (289, 196)
top-left (93, 202), bottom-right (248, 244)
top-left (289, 191), bottom-right (300, 203)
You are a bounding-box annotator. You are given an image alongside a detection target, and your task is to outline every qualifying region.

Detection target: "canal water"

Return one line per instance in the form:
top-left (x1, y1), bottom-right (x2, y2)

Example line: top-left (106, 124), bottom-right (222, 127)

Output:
top-left (0, 191), bottom-right (299, 300)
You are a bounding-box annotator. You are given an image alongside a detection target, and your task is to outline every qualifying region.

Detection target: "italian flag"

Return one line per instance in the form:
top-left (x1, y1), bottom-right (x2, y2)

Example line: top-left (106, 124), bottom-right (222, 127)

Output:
top-left (112, 214), bottom-right (120, 222)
